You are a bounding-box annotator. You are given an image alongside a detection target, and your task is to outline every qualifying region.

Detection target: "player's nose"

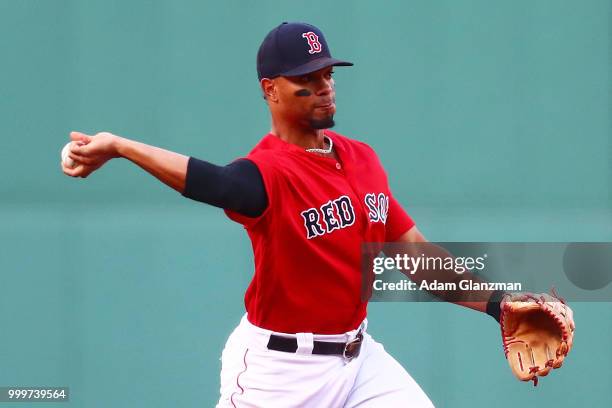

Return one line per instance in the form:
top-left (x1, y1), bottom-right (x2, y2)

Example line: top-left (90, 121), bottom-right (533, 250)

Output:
top-left (315, 78), bottom-right (334, 97)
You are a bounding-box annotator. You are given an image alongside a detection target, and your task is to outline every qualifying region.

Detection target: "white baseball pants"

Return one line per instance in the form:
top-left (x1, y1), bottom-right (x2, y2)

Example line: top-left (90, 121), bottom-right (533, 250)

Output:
top-left (216, 314), bottom-right (434, 407)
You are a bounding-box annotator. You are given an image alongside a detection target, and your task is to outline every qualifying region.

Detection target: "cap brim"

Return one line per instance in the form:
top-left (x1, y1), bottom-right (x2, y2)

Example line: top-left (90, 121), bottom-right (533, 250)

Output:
top-left (280, 57), bottom-right (353, 77)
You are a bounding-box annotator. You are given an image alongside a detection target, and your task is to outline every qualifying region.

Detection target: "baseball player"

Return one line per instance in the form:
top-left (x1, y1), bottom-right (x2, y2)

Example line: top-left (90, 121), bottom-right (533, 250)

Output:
top-left (62, 22), bottom-right (574, 407)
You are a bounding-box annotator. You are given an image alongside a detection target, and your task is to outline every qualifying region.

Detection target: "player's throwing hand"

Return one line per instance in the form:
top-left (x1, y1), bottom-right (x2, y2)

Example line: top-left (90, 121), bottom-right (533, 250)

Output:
top-left (61, 131), bottom-right (120, 178)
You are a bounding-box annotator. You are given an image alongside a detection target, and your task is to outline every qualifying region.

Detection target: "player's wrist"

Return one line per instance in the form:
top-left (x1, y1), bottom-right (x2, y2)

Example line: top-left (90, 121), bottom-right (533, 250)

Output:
top-left (485, 289), bottom-right (508, 323)
top-left (111, 135), bottom-right (128, 158)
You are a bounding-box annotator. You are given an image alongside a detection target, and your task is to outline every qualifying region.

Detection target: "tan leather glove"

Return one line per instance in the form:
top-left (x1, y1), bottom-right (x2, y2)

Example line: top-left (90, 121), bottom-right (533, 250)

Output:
top-left (500, 291), bottom-right (575, 386)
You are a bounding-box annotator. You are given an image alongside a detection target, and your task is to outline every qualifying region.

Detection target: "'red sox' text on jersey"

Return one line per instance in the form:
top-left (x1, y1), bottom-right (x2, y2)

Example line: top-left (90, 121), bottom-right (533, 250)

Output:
top-left (225, 130), bottom-right (415, 334)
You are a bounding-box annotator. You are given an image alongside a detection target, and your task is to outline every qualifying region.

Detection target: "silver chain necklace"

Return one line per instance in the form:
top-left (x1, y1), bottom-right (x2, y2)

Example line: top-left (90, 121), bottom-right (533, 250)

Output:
top-left (305, 135), bottom-right (333, 154)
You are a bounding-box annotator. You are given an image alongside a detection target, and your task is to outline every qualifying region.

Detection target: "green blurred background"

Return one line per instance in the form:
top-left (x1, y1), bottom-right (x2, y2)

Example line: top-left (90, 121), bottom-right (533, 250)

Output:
top-left (1, 0), bottom-right (610, 406)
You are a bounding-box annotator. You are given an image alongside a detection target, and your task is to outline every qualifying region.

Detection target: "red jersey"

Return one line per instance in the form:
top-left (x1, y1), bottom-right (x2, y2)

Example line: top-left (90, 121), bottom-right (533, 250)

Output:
top-left (225, 130), bottom-right (415, 334)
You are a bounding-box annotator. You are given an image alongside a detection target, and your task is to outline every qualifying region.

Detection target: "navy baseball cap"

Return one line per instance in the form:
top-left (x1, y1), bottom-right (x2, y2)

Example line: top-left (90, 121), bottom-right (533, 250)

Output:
top-left (257, 22), bottom-right (353, 80)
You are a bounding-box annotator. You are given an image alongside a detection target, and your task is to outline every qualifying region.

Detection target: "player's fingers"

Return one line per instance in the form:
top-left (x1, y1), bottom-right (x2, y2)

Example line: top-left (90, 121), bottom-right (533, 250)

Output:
top-left (70, 131), bottom-right (92, 144)
top-left (70, 142), bottom-right (90, 155)
top-left (61, 161), bottom-right (82, 177)
top-left (62, 160), bottom-right (94, 178)
top-left (68, 152), bottom-right (95, 165)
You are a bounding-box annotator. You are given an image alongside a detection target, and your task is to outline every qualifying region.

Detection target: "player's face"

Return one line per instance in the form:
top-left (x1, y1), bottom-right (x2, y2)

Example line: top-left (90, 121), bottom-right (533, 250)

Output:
top-left (276, 66), bottom-right (336, 129)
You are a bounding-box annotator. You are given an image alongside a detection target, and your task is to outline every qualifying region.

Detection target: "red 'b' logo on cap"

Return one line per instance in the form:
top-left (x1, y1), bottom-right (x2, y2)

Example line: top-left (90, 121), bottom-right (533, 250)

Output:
top-left (302, 32), bottom-right (322, 54)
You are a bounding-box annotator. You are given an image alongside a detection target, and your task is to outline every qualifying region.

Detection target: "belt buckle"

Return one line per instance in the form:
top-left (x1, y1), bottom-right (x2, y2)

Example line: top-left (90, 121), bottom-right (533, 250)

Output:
top-left (343, 331), bottom-right (363, 362)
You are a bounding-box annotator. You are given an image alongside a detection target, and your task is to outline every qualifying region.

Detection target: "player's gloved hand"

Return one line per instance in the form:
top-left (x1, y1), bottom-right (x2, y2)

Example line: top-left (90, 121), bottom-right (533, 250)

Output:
top-left (61, 131), bottom-right (120, 178)
top-left (499, 290), bottom-right (575, 386)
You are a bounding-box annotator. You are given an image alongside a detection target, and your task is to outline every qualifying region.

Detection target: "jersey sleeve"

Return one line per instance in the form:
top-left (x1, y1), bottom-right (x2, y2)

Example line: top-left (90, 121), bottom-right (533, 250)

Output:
top-left (224, 152), bottom-right (281, 229)
top-left (385, 193), bottom-right (416, 242)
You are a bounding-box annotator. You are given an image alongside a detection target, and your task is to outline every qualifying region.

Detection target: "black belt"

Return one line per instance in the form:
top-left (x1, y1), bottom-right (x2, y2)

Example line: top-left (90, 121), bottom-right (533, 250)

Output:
top-left (266, 332), bottom-right (363, 361)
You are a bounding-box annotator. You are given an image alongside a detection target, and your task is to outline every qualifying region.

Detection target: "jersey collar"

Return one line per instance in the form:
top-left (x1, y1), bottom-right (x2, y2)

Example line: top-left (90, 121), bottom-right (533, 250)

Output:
top-left (260, 130), bottom-right (342, 156)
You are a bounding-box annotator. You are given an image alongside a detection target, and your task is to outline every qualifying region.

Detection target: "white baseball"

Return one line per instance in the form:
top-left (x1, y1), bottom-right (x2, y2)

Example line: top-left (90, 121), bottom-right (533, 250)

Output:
top-left (61, 142), bottom-right (77, 168)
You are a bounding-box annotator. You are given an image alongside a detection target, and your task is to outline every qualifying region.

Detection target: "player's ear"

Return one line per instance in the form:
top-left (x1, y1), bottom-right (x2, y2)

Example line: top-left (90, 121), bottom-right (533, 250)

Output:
top-left (260, 78), bottom-right (278, 102)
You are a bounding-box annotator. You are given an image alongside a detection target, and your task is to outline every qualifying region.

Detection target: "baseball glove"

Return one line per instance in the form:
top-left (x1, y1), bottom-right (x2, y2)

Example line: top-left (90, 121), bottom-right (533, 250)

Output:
top-left (500, 291), bottom-right (575, 386)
